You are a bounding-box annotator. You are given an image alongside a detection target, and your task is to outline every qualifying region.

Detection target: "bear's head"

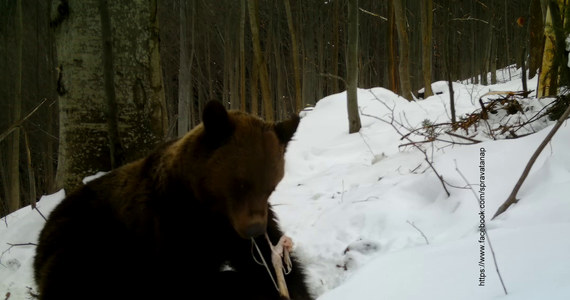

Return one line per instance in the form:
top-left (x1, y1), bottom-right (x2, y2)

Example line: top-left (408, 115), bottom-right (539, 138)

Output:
top-left (185, 101), bottom-right (299, 239)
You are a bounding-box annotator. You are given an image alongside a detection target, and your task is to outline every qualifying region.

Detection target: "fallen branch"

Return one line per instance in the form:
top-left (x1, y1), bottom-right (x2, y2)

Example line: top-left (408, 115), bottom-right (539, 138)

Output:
top-left (492, 98), bottom-right (570, 219)
top-left (1, 242), bottom-right (38, 265)
top-left (445, 131), bottom-right (482, 143)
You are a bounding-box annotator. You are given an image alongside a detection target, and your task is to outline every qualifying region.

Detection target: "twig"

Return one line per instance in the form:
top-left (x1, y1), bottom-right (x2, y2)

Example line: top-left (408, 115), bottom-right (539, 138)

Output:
top-left (340, 180), bottom-right (345, 203)
top-left (35, 206), bottom-right (47, 221)
top-left (362, 92), bottom-right (451, 197)
top-left (1, 242), bottom-right (38, 264)
top-left (445, 131), bottom-right (482, 143)
top-left (351, 196), bottom-right (380, 203)
top-left (319, 73), bottom-right (346, 86)
top-left (451, 16), bottom-right (489, 24)
top-left (492, 100), bottom-right (570, 219)
top-left (359, 7), bottom-right (387, 21)
top-left (358, 131), bottom-right (376, 159)
top-left (454, 160), bottom-right (508, 295)
top-left (0, 98), bottom-right (51, 142)
top-left (406, 220), bottom-right (429, 245)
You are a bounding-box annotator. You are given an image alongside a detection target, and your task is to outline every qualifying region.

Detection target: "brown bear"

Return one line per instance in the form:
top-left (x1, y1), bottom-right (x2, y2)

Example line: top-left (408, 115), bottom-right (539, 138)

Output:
top-left (34, 101), bottom-right (312, 300)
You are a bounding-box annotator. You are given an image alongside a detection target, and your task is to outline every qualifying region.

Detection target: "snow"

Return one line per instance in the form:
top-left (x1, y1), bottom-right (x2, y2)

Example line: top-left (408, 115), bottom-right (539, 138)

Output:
top-left (2, 69), bottom-right (570, 299)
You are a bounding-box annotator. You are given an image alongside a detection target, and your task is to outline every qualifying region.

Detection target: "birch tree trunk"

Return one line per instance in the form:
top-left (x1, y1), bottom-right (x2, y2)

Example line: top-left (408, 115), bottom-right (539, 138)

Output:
top-left (54, 0), bottom-right (167, 192)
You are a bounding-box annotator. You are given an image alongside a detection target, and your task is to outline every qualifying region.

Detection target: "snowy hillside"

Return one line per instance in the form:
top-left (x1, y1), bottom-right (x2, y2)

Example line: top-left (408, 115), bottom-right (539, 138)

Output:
top-left (2, 69), bottom-right (570, 299)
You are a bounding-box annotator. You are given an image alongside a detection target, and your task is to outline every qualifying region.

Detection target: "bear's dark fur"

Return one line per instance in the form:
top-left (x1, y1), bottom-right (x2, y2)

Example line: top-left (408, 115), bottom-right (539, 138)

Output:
top-left (34, 101), bottom-right (312, 300)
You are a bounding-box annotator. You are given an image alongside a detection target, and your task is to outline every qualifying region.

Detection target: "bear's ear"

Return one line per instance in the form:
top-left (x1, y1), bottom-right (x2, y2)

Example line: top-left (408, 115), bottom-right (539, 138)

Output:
top-left (274, 115), bottom-right (300, 146)
top-left (202, 100), bottom-right (233, 146)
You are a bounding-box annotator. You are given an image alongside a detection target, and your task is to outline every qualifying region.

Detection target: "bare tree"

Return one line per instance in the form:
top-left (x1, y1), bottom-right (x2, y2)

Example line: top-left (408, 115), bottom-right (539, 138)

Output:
top-left (284, 0), bottom-right (302, 112)
top-left (528, 0), bottom-right (544, 79)
top-left (392, 0), bottom-right (413, 100)
top-left (346, 0), bottom-right (362, 133)
top-left (248, 0), bottom-right (274, 121)
top-left (178, 0), bottom-right (194, 136)
top-left (421, 0), bottom-right (434, 98)
top-left (6, 0), bottom-right (23, 213)
top-left (240, 0), bottom-right (247, 112)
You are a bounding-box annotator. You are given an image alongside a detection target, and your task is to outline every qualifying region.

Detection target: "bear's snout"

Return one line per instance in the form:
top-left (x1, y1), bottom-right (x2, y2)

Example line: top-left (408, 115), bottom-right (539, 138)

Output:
top-left (231, 203), bottom-right (268, 239)
top-left (244, 222), bottom-right (266, 238)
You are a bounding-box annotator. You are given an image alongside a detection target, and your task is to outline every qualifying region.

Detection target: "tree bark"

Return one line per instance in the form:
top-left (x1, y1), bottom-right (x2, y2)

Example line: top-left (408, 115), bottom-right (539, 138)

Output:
top-left (388, 1), bottom-right (399, 94)
top-left (392, 0), bottom-right (413, 100)
top-left (421, 0), bottom-right (434, 98)
top-left (54, 0), bottom-right (168, 192)
top-left (240, 0), bottom-right (247, 112)
top-left (504, 0), bottom-right (512, 80)
top-left (7, 0), bottom-right (23, 213)
top-left (178, 0), bottom-right (193, 136)
top-left (346, 0), bottom-right (362, 134)
top-left (99, 0), bottom-right (124, 168)
top-left (528, 0), bottom-right (544, 78)
top-left (284, 0), bottom-right (302, 113)
top-left (248, 0), bottom-right (274, 121)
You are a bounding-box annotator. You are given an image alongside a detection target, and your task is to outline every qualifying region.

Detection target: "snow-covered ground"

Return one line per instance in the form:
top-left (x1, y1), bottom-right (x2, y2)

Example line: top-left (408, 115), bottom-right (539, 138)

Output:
top-left (2, 69), bottom-right (570, 299)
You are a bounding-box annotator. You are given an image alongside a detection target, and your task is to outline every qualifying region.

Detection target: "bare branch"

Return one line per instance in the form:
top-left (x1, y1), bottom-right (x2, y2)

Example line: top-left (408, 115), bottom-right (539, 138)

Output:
top-left (319, 73), bottom-right (346, 86)
top-left (359, 7), bottom-right (387, 21)
top-left (0, 98), bottom-right (51, 142)
top-left (406, 220), bottom-right (429, 245)
top-left (363, 91), bottom-right (450, 197)
top-left (492, 98), bottom-right (570, 219)
top-left (451, 16), bottom-right (489, 24)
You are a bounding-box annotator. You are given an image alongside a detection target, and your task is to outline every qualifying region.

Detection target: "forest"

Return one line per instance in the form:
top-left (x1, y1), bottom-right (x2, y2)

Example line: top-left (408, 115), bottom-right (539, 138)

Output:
top-left (0, 0), bottom-right (567, 217)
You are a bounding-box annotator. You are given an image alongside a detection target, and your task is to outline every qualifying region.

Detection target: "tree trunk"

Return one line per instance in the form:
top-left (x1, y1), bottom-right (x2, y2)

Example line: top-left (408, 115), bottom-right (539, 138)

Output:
top-left (54, 0), bottom-right (168, 192)
top-left (284, 0), bottom-right (302, 113)
top-left (332, 0), bottom-right (341, 94)
top-left (240, 0), bottom-right (247, 112)
top-left (504, 0), bottom-right (512, 80)
top-left (421, 0), bottom-right (434, 98)
top-left (392, 0), bottom-right (413, 100)
top-left (178, 0), bottom-right (194, 136)
top-left (99, 0), bottom-right (124, 168)
top-left (443, 0), bottom-right (456, 124)
top-left (388, 1), bottom-right (399, 94)
top-left (538, 1), bottom-right (558, 97)
top-left (248, 0), bottom-right (274, 121)
top-left (346, 0), bottom-right (362, 134)
top-left (528, 0), bottom-right (545, 78)
top-left (7, 0), bottom-right (23, 213)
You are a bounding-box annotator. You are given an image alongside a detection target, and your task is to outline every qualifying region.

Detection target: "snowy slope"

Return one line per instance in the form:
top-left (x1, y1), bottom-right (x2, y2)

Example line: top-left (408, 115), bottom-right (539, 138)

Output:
top-left (2, 70), bottom-right (570, 300)
top-left (272, 72), bottom-right (570, 299)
